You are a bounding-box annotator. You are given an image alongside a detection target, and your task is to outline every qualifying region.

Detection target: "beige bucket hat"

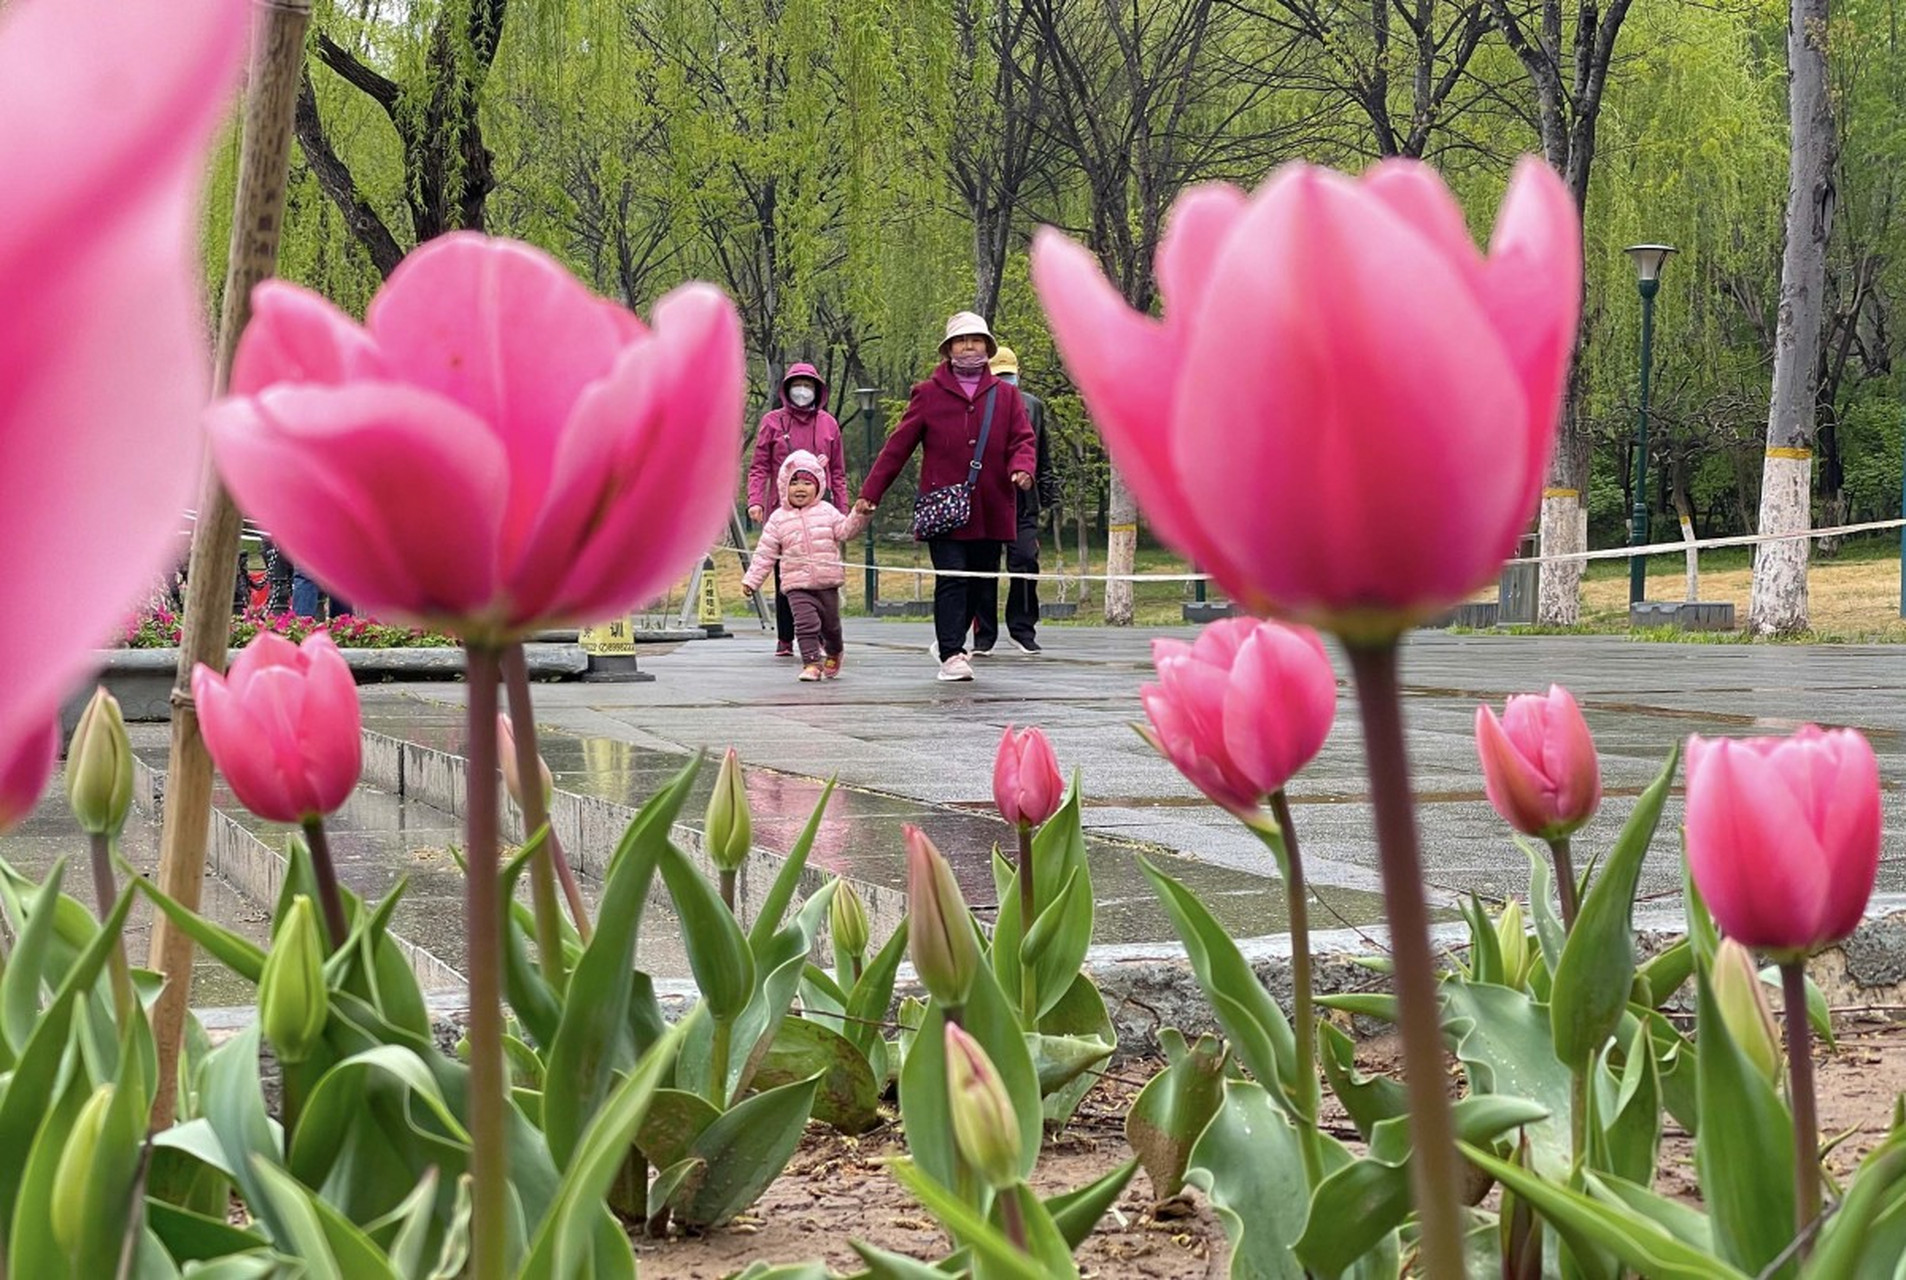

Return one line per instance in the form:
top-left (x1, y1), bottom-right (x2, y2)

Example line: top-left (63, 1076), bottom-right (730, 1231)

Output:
top-left (939, 310), bottom-right (998, 357)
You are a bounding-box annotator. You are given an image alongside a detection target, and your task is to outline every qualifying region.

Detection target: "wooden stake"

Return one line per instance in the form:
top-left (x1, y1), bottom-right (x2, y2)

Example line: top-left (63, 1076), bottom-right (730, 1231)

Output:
top-left (148, 0), bottom-right (313, 1130)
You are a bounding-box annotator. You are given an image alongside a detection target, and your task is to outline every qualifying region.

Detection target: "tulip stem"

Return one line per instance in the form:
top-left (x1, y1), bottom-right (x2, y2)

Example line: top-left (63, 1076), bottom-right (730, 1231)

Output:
top-left (1016, 823), bottom-right (1037, 1023)
top-left (88, 833), bottom-right (136, 1025)
top-left (1265, 791), bottom-right (1323, 1187)
top-left (1546, 836), bottom-right (1579, 931)
top-left (719, 869), bottom-right (738, 914)
top-left (463, 646), bottom-right (509, 1280)
top-left (1782, 960), bottom-right (1821, 1246)
top-left (502, 645), bottom-right (589, 977)
top-left (709, 1017), bottom-right (733, 1109)
top-left (298, 817), bottom-right (350, 952)
top-left (999, 1187), bottom-right (1030, 1251)
top-left (1344, 641), bottom-right (1465, 1279)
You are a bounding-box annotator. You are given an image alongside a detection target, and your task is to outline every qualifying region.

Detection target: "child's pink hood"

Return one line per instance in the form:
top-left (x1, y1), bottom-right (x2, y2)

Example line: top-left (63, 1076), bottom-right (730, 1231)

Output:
top-left (777, 449), bottom-right (830, 504)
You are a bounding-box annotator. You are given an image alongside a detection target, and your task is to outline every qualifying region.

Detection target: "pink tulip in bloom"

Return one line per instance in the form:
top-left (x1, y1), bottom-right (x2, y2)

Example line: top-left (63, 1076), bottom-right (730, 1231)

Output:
top-left (207, 234), bottom-right (745, 644)
top-left (0, 720), bottom-right (61, 832)
top-left (1138, 617), bottom-right (1337, 817)
top-left (994, 725), bottom-right (1064, 828)
top-left (1685, 727), bottom-right (1882, 955)
top-left (1474, 685), bottom-right (1602, 839)
top-left (1031, 158), bottom-right (1580, 641)
top-left (0, 0), bottom-right (246, 766)
top-left (192, 633), bottom-right (363, 825)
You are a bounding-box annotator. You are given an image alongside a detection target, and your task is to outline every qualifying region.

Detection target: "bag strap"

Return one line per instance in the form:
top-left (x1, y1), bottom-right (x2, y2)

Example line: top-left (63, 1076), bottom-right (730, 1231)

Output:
top-left (962, 387), bottom-right (999, 491)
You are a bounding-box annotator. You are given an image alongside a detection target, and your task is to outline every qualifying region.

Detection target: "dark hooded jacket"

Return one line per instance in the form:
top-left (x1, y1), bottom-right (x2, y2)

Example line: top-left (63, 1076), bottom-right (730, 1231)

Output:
top-left (748, 362), bottom-right (847, 516)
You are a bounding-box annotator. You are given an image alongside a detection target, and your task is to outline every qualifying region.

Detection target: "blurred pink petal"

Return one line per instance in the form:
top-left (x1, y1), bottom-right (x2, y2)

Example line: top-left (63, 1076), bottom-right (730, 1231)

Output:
top-left (0, 719), bottom-right (61, 831)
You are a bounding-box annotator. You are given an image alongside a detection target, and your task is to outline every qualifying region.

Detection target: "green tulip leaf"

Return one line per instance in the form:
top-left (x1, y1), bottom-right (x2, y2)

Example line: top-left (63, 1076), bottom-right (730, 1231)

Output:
top-left (1442, 982), bottom-right (1574, 1176)
top-left (1757, 963), bottom-right (1836, 1051)
top-left (1126, 1029), bottom-right (1226, 1202)
top-left (1519, 837), bottom-right (1570, 974)
top-left (1694, 965), bottom-right (1796, 1274)
top-left (1551, 746), bottom-right (1677, 1070)
top-left (660, 841), bottom-right (755, 1024)
top-left (1182, 1080), bottom-right (1310, 1280)
top-left (1807, 1137), bottom-right (1906, 1279)
top-left (882, 1158), bottom-right (1047, 1280)
top-left (248, 1157), bottom-right (398, 1280)
top-left (1589, 1018), bottom-right (1662, 1187)
top-left (725, 884), bottom-right (837, 1101)
top-left (541, 763), bottom-right (696, 1167)
top-left (987, 1183), bottom-right (1080, 1280)
top-left (846, 919), bottom-right (911, 1064)
top-left (0, 858), bottom-right (67, 1053)
top-left (753, 1015), bottom-right (883, 1134)
top-left (1034, 970), bottom-right (1117, 1128)
top-left (1463, 1142), bottom-right (1748, 1279)
top-left (849, 1241), bottom-right (958, 1278)
top-left (1638, 940), bottom-right (1695, 1010)
top-left (665, 1075), bottom-right (823, 1228)
top-left (145, 1199), bottom-right (270, 1263)
top-left (1317, 1021), bottom-right (1407, 1141)
top-left (1314, 992), bottom-right (1398, 1023)
top-left (1046, 1158), bottom-right (1138, 1250)
top-left (1460, 894), bottom-right (1505, 985)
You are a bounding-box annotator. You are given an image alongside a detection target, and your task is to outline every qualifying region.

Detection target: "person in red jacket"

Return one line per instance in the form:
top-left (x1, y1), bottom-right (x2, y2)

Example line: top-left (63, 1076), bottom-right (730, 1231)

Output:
top-left (855, 312), bottom-right (1035, 682)
top-left (747, 362), bottom-right (848, 656)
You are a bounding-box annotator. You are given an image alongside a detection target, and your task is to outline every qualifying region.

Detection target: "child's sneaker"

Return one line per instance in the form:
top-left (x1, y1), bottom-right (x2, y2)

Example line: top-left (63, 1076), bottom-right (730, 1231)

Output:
top-left (822, 653), bottom-right (843, 679)
top-left (775, 641), bottom-right (795, 658)
top-left (799, 663), bottom-right (823, 682)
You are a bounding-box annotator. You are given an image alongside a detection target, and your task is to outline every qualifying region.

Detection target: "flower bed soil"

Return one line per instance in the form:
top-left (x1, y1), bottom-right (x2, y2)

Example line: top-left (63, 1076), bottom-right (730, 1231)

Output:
top-left (628, 1015), bottom-right (1906, 1278)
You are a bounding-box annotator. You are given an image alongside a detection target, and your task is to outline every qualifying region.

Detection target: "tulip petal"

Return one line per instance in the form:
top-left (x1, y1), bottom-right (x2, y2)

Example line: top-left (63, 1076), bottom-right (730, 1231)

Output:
top-left (1359, 160), bottom-right (1485, 286)
top-left (210, 383), bottom-right (510, 629)
top-left (232, 282), bottom-right (385, 396)
top-left (518, 284), bottom-right (744, 625)
top-left (1031, 228), bottom-right (1246, 592)
top-left (1476, 705), bottom-right (1558, 837)
top-left (295, 635), bottom-right (362, 814)
top-left (1685, 737), bottom-right (1834, 950)
top-left (0, 719), bottom-right (60, 831)
top-left (1156, 184), bottom-right (1251, 320)
top-left (367, 234), bottom-right (629, 554)
top-left (194, 667), bottom-right (302, 824)
top-left (1172, 165), bottom-right (1531, 627)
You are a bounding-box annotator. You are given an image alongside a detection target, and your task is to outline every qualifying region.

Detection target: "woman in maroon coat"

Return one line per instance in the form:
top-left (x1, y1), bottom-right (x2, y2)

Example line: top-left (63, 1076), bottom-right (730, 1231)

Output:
top-left (855, 312), bottom-right (1035, 682)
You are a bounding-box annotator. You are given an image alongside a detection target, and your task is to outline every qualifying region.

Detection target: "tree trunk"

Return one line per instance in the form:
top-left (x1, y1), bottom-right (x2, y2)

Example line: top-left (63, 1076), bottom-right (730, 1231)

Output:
top-left (1750, 0), bottom-right (1836, 636)
top-left (1103, 470), bottom-right (1137, 625)
top-left (1537, 371), bottom-right (1592, 623)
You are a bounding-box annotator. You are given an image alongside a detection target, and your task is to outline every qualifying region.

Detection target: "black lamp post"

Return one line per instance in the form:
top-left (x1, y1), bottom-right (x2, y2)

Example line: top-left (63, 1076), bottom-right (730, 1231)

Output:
top-left (854, 387), bottom-right (881, 612)
top-left (1624, 243), bottom-right (1676, 605)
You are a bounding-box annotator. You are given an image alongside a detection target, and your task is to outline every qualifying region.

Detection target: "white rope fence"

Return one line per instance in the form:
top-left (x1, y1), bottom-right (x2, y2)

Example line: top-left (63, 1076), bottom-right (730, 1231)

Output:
top-left (751, 517), bottom-right (1906, 585)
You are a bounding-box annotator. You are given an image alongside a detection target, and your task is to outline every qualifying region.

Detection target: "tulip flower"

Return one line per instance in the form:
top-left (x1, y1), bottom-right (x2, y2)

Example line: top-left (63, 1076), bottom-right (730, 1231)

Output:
top-left (1476, 684), bottom-right (1602, 927)
top-left (193, 633), bottom-right (362, 825)
top-left (194, 632), bottom-right (361, 946)
top-left (67, 687), bottom-right (134, 840)
top-left (945, 1024), bottom-right (1023, 1195)
top-left (0, 720), bottom-right (60, 833)
top-left (0, 0), bottom-right (246, 767)
top-left (906, 826), bottom-right (980, 1011)
top-left (206, 234), bottom-right (746, 646)
top-left (993, 726), bottom-right (1063, 830)
top-left (1031, 156), bottom-right (1580, 642)
top-left (1138, 618), bottom-right (1337, 820)
top-left (1684, 726), bottom-right (1880, 957)
top-left (1687, 725), bottom-right (1882, 1234)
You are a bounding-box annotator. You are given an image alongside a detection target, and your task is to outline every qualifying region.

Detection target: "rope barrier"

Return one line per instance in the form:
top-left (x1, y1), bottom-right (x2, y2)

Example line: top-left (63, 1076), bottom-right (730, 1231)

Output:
top-left (747, 517), bottom-right (1906, 585)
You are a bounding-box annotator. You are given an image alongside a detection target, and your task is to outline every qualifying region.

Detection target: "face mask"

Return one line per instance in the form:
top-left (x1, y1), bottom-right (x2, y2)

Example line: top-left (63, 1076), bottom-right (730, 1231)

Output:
top-left (787, 383), bottom-right (817, 408)
top-left (949, 350), bottom-right (989, 375)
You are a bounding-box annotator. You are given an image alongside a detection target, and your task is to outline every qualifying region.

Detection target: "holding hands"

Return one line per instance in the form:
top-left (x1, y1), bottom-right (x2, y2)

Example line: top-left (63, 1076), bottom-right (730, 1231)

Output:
top-left (854, 499), bottom-right (877, 515)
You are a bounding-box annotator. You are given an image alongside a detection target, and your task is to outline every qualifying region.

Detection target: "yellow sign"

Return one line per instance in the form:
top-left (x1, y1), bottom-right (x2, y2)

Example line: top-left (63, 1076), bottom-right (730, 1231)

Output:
top-left (697, 557), bottom-right (722, 627)
top-left (579, 615), bottom-right (635, 656)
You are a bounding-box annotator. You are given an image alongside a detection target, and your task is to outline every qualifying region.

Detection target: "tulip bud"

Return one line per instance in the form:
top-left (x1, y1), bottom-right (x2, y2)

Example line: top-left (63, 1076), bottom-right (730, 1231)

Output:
top-left (906, 826), bottom-right (979, 1009)
top-left (945, 1023), bottom-right (1021, 1191)
top-left (704, 748), bottom-right (752, 872)
top-left (260, 896), bottom-right (329, 1065)
top-left (1496, 899), bottom-right (1532, 989)
top-left (0, 720), bottom-right (61, 833)
top-left (993, 725), bottom-right (1064, 829)
top-left (1474, 686), bottom-right (1602, 841)
top-left (65, 687), bottom-right (134, 837)
top-left (1711, 939), bottom-right (1781, 1084)
top-left (831, 878), bottom-right (869, 959)
top-left (497, 714), bottom-right (554, 811)
top-left (50, 1084), bottom-right (115, 1255)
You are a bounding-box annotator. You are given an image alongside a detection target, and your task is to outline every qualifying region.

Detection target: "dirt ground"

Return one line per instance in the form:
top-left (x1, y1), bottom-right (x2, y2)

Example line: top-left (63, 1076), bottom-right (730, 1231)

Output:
top-left (1578, 554), bottom-right (1906, 639)
top-left (630, 1015), bottom-right (1906, 1278)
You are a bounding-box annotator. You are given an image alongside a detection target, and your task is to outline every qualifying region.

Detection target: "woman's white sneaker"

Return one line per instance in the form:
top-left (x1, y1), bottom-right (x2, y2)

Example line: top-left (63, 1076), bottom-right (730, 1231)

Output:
top-left (937, 654), bottom-right (975, 682)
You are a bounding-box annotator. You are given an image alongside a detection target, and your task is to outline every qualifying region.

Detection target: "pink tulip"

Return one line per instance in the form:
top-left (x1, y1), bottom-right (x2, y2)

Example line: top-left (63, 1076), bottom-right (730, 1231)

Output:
top-left (1475, 685), bottom-right (1602, 840)
top-left (0, 0), bottom-right (246, 766)
top-left (0, 720), bottom-right (61, 833)
top-left (1684, 727), bottom-right (1882, 955)
top-left (192, 633), bottom-right (363, 824)
top-left (207, 234), bottom-right (746, 645)
top-left (1138, 617), bottom-right (1337, 817)
top-left (1031, 158), bottom-right (1580, 641)
top-left (994, 726), bottom-right (1064, 828)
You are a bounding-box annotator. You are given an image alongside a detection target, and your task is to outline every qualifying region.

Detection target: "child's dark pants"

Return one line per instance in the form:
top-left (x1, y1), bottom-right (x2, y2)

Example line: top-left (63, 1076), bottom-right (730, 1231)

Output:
top-left (786, 587), bottom-right (843, 664)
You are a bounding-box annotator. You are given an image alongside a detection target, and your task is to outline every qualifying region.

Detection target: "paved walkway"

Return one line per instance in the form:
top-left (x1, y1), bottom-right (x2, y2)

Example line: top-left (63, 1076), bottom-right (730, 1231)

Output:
top-left (363, 620), bottom-right (1906, 943)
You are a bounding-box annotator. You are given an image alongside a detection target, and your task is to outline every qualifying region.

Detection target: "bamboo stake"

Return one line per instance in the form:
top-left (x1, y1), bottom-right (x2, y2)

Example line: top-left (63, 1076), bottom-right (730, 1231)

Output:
top-left (148, 0), bottom-right (313, 1130)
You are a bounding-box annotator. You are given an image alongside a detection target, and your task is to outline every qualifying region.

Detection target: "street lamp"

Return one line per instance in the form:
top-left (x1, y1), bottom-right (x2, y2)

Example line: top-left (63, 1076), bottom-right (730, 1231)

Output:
top-left (1624, 243), bottom-right (1675, 605)
top-left (854, 387), bottom-right (881, 612)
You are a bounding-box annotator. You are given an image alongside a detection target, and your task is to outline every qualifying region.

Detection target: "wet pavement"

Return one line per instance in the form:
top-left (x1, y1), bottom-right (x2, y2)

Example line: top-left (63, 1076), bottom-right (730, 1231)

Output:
top-left (362, 621), bottom-right (1906, 944)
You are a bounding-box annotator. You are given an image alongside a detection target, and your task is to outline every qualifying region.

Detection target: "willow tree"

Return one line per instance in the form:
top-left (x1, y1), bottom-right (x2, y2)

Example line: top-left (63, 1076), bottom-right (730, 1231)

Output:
top-left (1750, 0), bottom-right (1839, 634)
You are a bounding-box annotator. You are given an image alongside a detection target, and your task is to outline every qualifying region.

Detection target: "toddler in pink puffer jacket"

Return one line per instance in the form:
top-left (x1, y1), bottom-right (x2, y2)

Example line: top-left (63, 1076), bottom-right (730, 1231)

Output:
top-left (743, 450), bottom-right (869, 681)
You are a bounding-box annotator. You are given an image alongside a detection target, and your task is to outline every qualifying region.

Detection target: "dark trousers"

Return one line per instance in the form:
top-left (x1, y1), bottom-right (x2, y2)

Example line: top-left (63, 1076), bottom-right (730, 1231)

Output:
top-left (974, 523), bottom-right (1040, 650)
top-left (785, 587), bottom-right (843, 664)
top-left (928, 538), bottom-right (1001, 659)
top-left (773, 561), bottom-right (795, 644)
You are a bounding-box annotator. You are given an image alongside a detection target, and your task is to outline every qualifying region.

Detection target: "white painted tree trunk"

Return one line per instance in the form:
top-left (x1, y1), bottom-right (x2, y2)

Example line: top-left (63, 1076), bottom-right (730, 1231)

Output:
top-left (1537, 493), bottom-right (1585, 625)
top-left (1679, 514), bottom-right (1700, 602)
top-left (1103, 468), bottom-right (1136, 625)
top-left (1749, 0), bottom-right (1835, 637)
